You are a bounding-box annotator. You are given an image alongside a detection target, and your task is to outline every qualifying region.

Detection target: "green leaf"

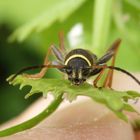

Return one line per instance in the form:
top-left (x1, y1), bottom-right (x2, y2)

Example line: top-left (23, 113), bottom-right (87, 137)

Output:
top-left (0, 93), bottom-right (63, 137)
top-left (112, 0), bottom-right (140, 71)
top-left (124, 0), bottom-right (140, 10)
top-left (127, 91), bottom-right (140, 99)
top-left (1, 75), bottom-right (139, 137)
top-left (8, 75), bottom-right (140, 120)
top-left (123, 103), bottom-right (138, 113)
top-left (9, 0), bottom-right (86, 42)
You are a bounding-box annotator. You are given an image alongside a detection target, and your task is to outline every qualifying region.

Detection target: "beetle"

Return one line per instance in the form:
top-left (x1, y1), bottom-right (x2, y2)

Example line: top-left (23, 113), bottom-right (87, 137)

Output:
top-left (10, 33), bottom-right (140, 88)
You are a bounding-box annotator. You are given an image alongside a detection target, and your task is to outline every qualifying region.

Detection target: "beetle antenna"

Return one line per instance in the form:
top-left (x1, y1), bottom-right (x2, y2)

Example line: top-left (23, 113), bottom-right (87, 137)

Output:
top-left (107, 66), bottom-right (140, 85)
top-left (9, 64), bottom-right (64, 82)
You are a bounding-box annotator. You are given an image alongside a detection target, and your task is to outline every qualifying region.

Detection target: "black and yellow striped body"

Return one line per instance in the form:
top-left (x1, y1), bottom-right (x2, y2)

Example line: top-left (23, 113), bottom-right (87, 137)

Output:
top-left (64, 49), bottom-right (99, 85)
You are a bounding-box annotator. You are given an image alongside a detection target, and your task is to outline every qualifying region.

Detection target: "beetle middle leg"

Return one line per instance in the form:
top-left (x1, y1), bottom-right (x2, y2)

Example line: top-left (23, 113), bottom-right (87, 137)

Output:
top-left (103, 40), bottom-right (121, 88)
top-left (93, 39), bottom-right (121, 88)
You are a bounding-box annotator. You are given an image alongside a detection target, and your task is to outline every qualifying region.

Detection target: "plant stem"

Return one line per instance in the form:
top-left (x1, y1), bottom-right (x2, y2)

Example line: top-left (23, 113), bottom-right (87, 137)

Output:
top-left (92, 0), bottom-right (113, 54)
top-left (0, 93), bottom-right (63, 137)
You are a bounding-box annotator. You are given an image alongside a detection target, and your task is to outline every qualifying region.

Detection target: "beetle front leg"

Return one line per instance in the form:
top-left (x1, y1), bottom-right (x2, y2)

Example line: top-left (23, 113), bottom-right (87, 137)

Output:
top-left (24, 46), bottom-right (52, 79)
top-left (24, 43), bottom-right (65, 79)
top-left (93, 68), bottom-right (105, 88)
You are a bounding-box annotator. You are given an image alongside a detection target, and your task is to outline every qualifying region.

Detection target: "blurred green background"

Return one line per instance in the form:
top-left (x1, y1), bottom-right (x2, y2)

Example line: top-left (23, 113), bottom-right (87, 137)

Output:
top-left (0, 0), bottom-right (140, 124)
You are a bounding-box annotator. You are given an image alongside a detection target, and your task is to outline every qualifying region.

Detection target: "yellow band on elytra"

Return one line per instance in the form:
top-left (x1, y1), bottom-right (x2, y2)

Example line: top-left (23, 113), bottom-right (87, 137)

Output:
top-left (64, 54), bottom-right (92, 66)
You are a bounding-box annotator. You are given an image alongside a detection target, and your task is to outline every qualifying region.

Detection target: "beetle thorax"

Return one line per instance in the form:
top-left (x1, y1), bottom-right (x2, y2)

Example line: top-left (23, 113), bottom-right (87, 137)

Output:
top-left (64, 49), bottom-right (96, 85)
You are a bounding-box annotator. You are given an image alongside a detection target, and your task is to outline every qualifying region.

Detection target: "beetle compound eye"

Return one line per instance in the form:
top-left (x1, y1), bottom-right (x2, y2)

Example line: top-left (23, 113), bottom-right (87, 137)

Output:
top-left (66, 69), bottom-right (72, 74)
top-left (82, 68), bottom-right (90, 76)
top-left (82, 71), bottom-right (88, 76)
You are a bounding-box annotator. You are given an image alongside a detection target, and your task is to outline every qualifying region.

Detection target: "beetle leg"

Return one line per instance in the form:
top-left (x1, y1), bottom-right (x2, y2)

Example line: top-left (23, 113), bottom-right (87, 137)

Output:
top-left (24, 44), bottom-right (64, 79)
top-left (51, 45), bottom-right (64, 62)
top-left (97, 39), bottom-right (121, 64)
top-left (103, 41), bottom-right (121, 88)
top-left (24, 46), bottom-right (52, 79)
top-left (93, 68), bottom-right (105, 88)
top-left (103, 54), bottom-right (116, 88)
top-left (59, 31), bottom-right (65, 52)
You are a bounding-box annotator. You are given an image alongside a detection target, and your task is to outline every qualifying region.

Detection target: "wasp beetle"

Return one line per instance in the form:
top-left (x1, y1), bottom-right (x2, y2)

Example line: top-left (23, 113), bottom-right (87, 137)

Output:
top-left (10, 33), bottom-right (140, 88)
